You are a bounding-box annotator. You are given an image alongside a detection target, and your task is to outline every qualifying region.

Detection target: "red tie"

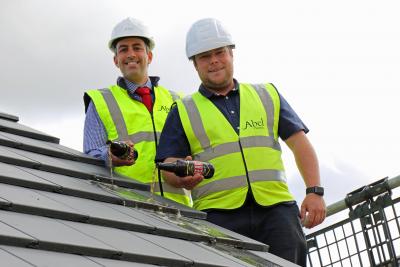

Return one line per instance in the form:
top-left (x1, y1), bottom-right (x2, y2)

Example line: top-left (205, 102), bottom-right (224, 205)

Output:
top-left (136, 87), bottom-right (153, 112)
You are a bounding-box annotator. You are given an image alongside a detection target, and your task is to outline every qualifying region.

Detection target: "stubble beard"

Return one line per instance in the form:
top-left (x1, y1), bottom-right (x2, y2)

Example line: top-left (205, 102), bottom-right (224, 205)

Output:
top-left (203, 74), bottom-right (234, 94)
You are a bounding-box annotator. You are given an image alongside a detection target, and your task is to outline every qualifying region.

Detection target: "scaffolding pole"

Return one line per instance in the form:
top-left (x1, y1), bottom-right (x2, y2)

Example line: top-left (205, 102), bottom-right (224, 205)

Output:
top-left (307, 174), bottom-right (400, 267)
top-left (326, 174), bottom-right (400, 217)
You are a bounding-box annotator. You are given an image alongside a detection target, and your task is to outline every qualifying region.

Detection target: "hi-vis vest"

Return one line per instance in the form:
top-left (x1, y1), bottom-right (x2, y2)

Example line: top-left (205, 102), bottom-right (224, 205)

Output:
top-left (176, 83), bottom-right (294, 210)
top-left (86, 84), bottom-right (190, 206)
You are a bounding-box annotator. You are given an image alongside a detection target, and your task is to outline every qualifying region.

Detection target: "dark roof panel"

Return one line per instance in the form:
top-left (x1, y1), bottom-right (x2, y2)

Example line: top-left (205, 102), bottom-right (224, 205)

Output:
top-left (124, 188), bottom-right (207, 219)
top-left (0, 217), bottom-right (36, 242)
top-left (0, 144), bottom-right (149, 191)
top-left (135, 232), bottom-right (252, 267)
top-left (0, 131), bottom-right (71, 157)
top-left (61, 220), bottom-right (191, 266)
top-left (0, 131), bottom-right (102, 165)
top-left (39, 191), bottom-right (156, 231)
top-left (47, 142), bottom-right (104, 163)
top-left (109, 204), bottom-right (207, 239)
top-left (0, 145), bottom-right (40, 169)
top-left (20, 167), bottom-right (122, 201)
top-left (249, 250), bottom-right (300, 267)
top-left (0, 183), bottom-right (86, 220)
top-left (0, 112), bottom-right (300, 266)
top-left (1, 245), bottom-right (160, 267)
top-left (0, 162), bottom-right (58, 190)
top-left (0, 112), bottom-right (19, 122)
top-left (0, 118), bottom-right (59, 143)
top-left (2, 146), bottom-right (110, 176)
top-left (88, 256), bottom-right (159, 267)
top-left (0, 247), bottom-right (34, 267)
top-left (0, 245), bottom-right (103, 267)
top-left (0, 210), bottom-right (117, 254)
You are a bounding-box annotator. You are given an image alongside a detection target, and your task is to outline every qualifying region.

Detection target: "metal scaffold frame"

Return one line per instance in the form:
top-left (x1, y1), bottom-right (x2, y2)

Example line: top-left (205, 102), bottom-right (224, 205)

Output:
top-left (306, 175), bottom-right (400, 267)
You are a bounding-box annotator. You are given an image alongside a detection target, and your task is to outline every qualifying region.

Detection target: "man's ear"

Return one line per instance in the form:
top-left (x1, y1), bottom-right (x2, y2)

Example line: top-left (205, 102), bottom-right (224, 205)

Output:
top-left (147, 51), bottom-right (153, 65)
top-left (113, 55), bottom-right (119, 67)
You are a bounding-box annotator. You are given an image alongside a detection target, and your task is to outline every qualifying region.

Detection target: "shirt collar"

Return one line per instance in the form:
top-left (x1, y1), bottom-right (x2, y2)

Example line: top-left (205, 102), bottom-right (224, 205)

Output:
top-left (116, 76), bottom-right (160, 92)
top-left (199, 78), bottom-right (239, 99)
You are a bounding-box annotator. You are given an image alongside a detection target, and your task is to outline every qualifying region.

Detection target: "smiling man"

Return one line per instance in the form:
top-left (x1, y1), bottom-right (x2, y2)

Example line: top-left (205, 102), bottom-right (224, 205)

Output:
top-left (83, 17), bottom-right (190, 206)
top-left (155, 18), bottom-right (326, 266)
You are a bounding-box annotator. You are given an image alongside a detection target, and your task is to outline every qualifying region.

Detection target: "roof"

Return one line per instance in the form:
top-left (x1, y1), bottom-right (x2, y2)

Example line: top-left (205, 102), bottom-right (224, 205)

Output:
top-left (0, 111), bottom-right (299, 267)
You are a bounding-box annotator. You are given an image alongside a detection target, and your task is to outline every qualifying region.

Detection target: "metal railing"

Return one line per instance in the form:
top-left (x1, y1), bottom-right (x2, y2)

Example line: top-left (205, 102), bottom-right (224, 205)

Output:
top-left (306, 175), bottom-right (400, 267)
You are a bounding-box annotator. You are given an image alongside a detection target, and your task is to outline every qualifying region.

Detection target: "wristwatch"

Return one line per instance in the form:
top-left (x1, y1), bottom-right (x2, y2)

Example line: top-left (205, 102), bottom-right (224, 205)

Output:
top-left (306, 186), bottom-right (324, 196)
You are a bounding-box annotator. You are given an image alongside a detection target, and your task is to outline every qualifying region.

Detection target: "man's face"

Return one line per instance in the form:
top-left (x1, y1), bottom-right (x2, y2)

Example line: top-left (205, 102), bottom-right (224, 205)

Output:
top-left (193, 46), bottom-right (234, 92)
top-left (113, 37), bottom-right (152, 84)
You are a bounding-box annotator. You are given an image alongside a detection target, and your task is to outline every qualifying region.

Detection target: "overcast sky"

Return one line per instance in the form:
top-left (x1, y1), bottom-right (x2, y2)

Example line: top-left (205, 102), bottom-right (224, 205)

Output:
top-left (1, 0), bottom-right (399, 218)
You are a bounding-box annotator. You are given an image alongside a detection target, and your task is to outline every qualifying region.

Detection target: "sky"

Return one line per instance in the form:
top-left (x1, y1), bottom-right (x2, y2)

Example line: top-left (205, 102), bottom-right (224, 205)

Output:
top-left (1, 0), bottom-right (399, 224)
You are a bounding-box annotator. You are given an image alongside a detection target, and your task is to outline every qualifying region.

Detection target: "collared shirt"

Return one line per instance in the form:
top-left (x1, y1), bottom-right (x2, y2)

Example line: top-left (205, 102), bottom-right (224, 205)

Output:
top-left (83, 77), bottom-right (157, 164)
top-left (155, 79), bottom-right (309, 162)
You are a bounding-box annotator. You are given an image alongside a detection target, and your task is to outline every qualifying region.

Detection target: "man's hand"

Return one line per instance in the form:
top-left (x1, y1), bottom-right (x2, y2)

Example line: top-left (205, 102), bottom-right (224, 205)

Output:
top-left (161, 156), bottom-right (204, 189)
top-left (300, 194), bottom-right (326, 229)
top-left (110, 141), bottom-right (136, 167)
top-left (179, 172), bottom-right (204, 190)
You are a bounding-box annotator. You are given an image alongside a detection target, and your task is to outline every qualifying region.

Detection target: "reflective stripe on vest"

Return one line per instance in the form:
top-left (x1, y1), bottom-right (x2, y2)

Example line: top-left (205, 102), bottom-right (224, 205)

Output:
top-left (99, 89), bottom-right (163, 143)
top-left (177, 83), bottom-right (294, 210)
top-left (191, 169), bottom-right (286, 199)
top-left (86, 85), bottom-right (190, 206)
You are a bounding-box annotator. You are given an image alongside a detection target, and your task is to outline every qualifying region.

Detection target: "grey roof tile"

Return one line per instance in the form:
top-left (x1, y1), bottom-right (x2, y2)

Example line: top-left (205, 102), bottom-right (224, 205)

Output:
top-left (0, 183), bottom-right (87, 221)
top-left (0, 132), bottom-right (15, 144)
top-left (39, 191), bottom-right (155, 231)
top-left (88, 256), bottom-right (159, 267)
top-left (135, 232), bottom-right (250, 267)
top-left (143, 212), bottom-right (268, 251)
top-left (121, 188), bottom-right (207, 220)
top-left (0, 112), bottom-right (300, 267)
top-left (0, 131), bottom-right (102, 165)
top-left (0, 245), bottom-right (163, 267)
top-left (0, 145), bottom-right (149, 191)
top-left (0, 118), bottom-right (59, 143)
top-left (249, 250), bottom-right (300, 267)
top-left (0, 162), bottom-right (58, 191)
top-left (47, 142), bottom-right (105, 164)
top-left (0, 218), bottom-right (36, 242)
top-left (3, 146), bottom-right (111, 176)
top-left (0, 245), bottom-right (102, 267)
top-left (185, 218), bottom-right (269, 251)
top-left (61, 220), bottom-right (191, 266)
top-left (0, 196), bottom-right (11, 207)
top-left (0, 131), bottom-right (68, 156)
top-left (0, 145), bottom-right (40, 169)
top-left (0, 247), bottom-right (34, 267)
top-left (0, 112), bottom-right (19, 122)
top-left (109, 204), bottom-right (204, 238)
top-left (20, 167), bottom-right (122, 202)
top-left (0, 210), bottom-right (119, 256)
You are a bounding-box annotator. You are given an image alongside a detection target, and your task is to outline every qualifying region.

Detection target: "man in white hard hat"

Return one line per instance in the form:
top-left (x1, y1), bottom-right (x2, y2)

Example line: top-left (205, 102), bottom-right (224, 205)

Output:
top-left (156, 18), bottom-right (326, 266)
top-left (83, 17), bottom-right (190, 206)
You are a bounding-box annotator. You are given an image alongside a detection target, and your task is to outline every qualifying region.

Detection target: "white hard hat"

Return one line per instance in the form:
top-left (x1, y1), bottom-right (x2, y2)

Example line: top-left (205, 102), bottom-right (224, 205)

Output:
top-left (185, 18), bottom-right (235, 59)
top-left (108, 17), bottom-right (155, 51)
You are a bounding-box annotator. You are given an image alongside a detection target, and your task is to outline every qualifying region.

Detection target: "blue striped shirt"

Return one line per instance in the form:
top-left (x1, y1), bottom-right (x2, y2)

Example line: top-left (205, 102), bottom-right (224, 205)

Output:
top-left (83, 77), bottom-right (153, 165)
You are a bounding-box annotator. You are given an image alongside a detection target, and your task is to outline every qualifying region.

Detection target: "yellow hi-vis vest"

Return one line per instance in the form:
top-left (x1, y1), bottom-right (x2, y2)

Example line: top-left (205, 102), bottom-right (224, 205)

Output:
top-left (86, 84), bottom-right (190, 206)
top-left (176, 83), bottom-right (294, 210)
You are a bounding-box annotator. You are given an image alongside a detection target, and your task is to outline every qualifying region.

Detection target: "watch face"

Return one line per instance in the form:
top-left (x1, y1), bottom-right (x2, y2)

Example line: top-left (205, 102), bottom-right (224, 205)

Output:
top-left (307, 186), bottom-right (324, 196)
top-left (315, 187), bottom-right (324, 195)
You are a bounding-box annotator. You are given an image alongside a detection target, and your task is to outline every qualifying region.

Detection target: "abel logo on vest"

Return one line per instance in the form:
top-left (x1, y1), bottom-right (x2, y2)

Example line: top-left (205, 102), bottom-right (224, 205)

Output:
top-left (157, 105), bottom-right (171, 113)
top-left (243, 117), bottom-right (265, 130)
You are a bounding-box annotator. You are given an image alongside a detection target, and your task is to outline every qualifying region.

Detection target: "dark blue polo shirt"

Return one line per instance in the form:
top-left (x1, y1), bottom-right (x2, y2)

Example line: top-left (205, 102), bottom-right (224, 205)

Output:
top-left (155, 80), bottom-right (308, 162)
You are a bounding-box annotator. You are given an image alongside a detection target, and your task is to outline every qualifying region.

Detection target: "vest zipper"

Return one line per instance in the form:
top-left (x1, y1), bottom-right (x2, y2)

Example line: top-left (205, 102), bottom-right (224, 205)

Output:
top-left (150, 111), bottom-right (164, 196)
top-left (238, 139), bottom-right (253, 193)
